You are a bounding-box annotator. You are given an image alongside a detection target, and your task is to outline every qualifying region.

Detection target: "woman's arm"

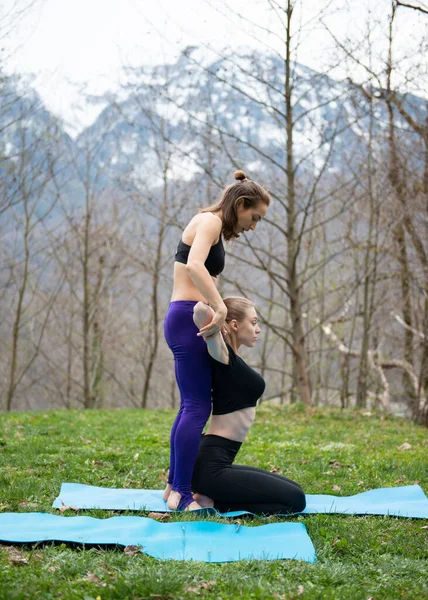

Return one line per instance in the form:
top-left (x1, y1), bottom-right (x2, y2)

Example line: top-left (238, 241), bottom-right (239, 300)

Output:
top-left (186, 215), bottom-right (227, 337)
top-left (193, 302), bottom-right (229, 365)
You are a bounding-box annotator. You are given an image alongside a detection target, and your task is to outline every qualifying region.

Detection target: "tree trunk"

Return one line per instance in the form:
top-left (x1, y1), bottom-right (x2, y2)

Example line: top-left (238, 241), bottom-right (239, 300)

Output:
top-left (284, 0), bottom-right (311, 406)
top-left (385, 7), bottom-right (415, 401)
top-left (82, 156), bottom-right (93, 409)
top-left (356, 92), bottom-right (377, 408)
top-left (7, 203), bottom-right (30, 411)
top-left (141, 166), bottom-right (168, 408)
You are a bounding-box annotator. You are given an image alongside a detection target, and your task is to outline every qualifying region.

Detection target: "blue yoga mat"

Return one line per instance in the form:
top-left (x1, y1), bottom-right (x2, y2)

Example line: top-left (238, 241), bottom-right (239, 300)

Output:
top-left (52, 483), bottom-right (428, 518)
top-left (0, 513), bottom-right (316, 563)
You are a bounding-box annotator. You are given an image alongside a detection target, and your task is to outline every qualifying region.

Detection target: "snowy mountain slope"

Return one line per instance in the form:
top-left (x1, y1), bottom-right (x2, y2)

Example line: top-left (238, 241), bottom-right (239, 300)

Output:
top-left (1, 48), bottom-right (425, 203)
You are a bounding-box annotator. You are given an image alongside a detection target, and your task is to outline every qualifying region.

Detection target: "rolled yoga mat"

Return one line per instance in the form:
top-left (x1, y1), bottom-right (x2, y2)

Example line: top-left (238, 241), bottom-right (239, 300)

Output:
top-left (52, 483), bottom-right (428, 518)
top-left (0, 512), bottom-right (316, 563)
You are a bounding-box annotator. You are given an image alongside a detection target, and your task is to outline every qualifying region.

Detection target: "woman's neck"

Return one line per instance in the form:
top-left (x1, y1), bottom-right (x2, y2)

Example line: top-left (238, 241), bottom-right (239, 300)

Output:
top-left (227, 336), bottom-right (240, 354)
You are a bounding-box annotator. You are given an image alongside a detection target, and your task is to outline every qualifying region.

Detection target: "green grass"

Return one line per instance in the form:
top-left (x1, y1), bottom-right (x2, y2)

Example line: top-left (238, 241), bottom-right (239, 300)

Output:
top-left (0, 405), bottom-right (427, 600)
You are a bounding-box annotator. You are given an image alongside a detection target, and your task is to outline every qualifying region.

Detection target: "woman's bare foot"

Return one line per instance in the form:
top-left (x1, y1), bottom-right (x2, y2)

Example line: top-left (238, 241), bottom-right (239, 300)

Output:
top-left (167, 490), bottom-right (203, 511)
top-left (163, 483), bottom-right (172, 502)
top-left (167, 490), bottom-right (181, 510)
top-left (192, 493), bottom-right (214, 508)
top-left (185, 500), bottom-right (204, 511)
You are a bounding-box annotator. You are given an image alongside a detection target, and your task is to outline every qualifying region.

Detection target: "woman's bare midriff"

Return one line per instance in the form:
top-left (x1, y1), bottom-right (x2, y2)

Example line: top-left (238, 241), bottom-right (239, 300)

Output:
top-left (170, 262), bottom-right (217, 302)
top-left (206, 407), bottom-right (256, 443)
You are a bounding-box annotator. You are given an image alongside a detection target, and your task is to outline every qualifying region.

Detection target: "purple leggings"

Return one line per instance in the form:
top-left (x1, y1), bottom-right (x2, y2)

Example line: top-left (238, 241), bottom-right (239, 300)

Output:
top-left (164, 301), bottom-right (212, 509)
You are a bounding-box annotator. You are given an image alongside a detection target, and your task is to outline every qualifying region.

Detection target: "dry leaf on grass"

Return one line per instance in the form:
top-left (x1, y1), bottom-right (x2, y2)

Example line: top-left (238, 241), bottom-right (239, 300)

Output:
top-left (199, 581), bottom-right (216, 590)
top-left (397, 442), bottom-right (412, 451)
top-left (394, 477), bottom-right (407, 485)
top-left (59, 501), bottom-right (78, 513)
top-left (267, 462), bottom-right (280, 473)
top-left (298, 585), bottom-right (304, 595)
top-left (332, 485), bottom-right (341, 492)
top-left (10, 555), bottom-right (29, 566)
top-left (19, 501), bottom-right (38, 509)
top-left (81, 572), bottom-right (107, 587)
top-left (184, 581), bottom-right (216, 593)
top-left (123, 480), bottom-right (141, 488)
top-left (124, 545), bottom-right (141, 556)
top-left (148, 512), bottom-right (170, 521)
top-left (1, 546), bottom-right (29, 566)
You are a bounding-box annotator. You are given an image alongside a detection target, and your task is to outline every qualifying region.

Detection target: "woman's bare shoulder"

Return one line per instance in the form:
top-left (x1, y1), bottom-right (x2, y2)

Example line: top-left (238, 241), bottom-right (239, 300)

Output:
top-left (184, 212), bottom-right (222, 243)
top-left (193, 212), bottom-right (222, 229)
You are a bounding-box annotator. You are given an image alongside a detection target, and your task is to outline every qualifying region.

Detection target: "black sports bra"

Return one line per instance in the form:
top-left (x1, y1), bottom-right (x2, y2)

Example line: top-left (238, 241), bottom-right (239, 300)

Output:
top-left (175, 235), bottom-right (225, 277)
top-left (210, 344), bottom-right (266, 415)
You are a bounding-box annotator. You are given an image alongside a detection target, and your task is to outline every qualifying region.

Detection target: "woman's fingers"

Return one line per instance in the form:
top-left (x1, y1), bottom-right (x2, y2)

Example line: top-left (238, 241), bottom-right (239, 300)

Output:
top-left (202, 328), bottom-right (219, 339)
top-left (196, 310), bottom-right (225, 338)
top-left (197, 326), bottom-right (219, 338)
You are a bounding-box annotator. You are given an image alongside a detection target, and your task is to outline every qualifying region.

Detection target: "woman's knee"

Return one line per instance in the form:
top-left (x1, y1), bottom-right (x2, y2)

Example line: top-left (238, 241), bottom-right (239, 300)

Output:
top-left (184, 392), bottom-right (211, 418)
top-left (193, 403), bottom-right (212, 427)
top-left (178, 403), bottom-right (211, 432)
top-left (293, 489), bottom-right (306, 513)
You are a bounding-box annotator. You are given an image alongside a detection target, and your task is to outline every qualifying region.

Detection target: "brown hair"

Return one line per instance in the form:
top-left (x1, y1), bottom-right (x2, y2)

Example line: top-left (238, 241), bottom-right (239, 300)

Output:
top-left (222, 296), bottom-right (255, 340)
top-left (200, 170), bottom-right (271, 241)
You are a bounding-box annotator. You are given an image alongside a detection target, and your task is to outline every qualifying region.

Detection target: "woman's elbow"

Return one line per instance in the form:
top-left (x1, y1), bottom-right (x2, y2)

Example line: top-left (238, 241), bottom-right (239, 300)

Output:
top-left (186, 261), bottom-right (203, 276)
top-left (193, 302), bottom-right (212, 328)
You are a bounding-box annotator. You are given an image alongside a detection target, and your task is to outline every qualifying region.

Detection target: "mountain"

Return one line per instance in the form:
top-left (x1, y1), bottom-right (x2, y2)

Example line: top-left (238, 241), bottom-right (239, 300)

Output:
top-left (76, 46), bottom-right (426, 192)
top-left (0, 73), bottom-right (81, 220)
top-left (1, 47), bottom-right (426, 209)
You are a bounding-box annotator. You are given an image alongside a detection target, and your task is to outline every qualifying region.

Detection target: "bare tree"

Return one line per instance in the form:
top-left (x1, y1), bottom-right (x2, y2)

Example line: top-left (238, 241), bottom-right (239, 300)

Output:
top-left (114, 69), bottom-right (191, 408)
top-left (146, 1), bottom-right (363, 406)
top-left (320, 0), bottom-right (427, 419)
top-left (2, 110), bottom-right (62, 410)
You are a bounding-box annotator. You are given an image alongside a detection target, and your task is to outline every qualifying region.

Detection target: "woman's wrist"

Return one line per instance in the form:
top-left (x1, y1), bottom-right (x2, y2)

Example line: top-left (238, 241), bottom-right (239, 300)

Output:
top-left (212, 303), bottom-right (227, 316)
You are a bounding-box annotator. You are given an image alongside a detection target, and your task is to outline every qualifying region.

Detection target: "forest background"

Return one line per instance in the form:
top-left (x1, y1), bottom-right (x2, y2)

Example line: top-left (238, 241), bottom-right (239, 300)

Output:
top-left (1, 0), bottom-right (427, 424)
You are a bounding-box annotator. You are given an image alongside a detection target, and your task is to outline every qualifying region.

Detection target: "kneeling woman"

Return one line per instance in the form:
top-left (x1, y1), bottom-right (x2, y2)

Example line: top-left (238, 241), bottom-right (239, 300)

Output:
top-left (192, 298), bottom-right (306, 515)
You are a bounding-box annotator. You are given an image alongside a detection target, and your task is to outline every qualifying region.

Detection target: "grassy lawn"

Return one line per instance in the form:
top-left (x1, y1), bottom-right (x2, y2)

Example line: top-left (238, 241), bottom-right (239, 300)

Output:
top-left (0, 404), bottom-right (427, 600)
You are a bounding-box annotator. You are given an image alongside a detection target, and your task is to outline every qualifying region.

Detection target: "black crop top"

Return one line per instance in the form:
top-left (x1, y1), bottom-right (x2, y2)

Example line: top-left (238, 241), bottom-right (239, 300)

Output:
top-left (175, 235), bottom-right (225, 277)
top-left (210, 344), bottom-right (266, 415)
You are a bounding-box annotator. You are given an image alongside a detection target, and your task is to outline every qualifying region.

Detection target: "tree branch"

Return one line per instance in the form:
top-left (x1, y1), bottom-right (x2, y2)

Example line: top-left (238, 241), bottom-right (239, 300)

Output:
top-left (395, 1), bottom-right (428, 15)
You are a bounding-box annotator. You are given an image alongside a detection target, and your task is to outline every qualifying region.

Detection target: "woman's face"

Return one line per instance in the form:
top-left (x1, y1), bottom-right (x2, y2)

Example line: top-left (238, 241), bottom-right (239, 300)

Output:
top-left (235, 307), bottom-right (261, 348)
top-left (234, 201), bottom-right (268, 236)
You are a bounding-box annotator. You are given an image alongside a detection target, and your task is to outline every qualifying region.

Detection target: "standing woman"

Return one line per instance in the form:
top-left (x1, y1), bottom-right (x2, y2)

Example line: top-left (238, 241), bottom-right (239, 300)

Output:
top-left (163, 170), bottom-right (271, 510)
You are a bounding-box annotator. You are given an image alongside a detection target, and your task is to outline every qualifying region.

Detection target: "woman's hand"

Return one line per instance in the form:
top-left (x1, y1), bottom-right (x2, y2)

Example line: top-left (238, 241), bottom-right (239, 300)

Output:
top-left (197, 306), bottom-right (227, 339)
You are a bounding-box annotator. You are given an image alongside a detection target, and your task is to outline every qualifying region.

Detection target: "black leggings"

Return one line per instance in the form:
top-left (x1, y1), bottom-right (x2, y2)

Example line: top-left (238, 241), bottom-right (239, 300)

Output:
top-left (192, 434), bottom-right (306, 515)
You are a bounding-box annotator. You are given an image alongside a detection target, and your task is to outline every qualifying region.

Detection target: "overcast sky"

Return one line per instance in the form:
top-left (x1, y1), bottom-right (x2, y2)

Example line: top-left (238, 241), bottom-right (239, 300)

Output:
top-left (1, 0), bottom-right (427, 135)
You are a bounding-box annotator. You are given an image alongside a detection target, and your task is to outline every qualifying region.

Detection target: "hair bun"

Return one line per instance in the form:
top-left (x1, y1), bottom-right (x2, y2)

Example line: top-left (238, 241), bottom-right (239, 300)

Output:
top-left (234, 170), bottom-right (247, 182)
